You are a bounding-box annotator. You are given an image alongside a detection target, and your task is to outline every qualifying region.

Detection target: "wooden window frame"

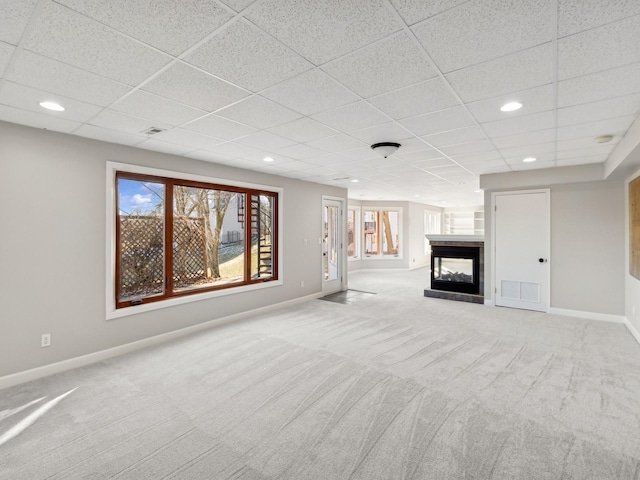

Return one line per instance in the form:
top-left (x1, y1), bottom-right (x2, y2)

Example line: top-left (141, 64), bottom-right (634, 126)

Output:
top-left (115, 170), bottom-right (279, 310)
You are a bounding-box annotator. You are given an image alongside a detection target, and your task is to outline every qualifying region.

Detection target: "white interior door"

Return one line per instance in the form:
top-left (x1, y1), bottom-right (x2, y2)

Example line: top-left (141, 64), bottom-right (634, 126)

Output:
top-left (323, 198), bottom-right (343, 295)
top-left (494, 190), bottom-right (549, 312)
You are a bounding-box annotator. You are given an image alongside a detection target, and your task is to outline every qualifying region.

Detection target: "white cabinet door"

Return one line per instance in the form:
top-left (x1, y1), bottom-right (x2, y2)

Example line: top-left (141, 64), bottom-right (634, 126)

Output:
top-left (494, 191), bottom-right (549, 312)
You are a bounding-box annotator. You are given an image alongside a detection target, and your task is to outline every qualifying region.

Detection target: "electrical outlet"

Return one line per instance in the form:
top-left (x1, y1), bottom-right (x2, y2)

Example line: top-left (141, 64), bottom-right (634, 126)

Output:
top-left (41, 334), bottom-right (51, 348)
top-left (300, 280), bottom-right (304, 288)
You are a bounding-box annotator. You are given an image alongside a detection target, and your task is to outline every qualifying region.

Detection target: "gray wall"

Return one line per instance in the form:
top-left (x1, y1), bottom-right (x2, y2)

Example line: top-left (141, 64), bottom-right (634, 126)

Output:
top-left (484, 180), bottom-right (624, 316)
top-left (0, 122), bottom-right (346, 377)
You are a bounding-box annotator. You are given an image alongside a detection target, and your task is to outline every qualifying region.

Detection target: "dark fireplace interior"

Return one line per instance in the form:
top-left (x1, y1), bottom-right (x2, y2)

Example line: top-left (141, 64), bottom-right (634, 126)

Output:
top-left (431, 246), bottom-right (480, 295)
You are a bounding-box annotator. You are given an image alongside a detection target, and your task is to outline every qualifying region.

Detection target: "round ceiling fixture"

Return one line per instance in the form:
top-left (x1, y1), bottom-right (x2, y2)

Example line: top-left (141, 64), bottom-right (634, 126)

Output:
top-left (371, 142), bottom-right (401, 158)
top-left (500, 101), bottom-right (523, 112)
top-left (595, 134), bottom-right (614, 143)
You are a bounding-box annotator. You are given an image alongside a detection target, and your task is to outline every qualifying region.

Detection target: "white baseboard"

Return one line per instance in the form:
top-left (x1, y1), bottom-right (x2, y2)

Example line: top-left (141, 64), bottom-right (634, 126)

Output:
top-left (623, 317), bottom-right (640, 345)
top-left (548, 307), bottom-right (626, 324)
top-left (484, 299), bottom-right (494, 306)
top-left (0, 292), bottom-right (324, 391)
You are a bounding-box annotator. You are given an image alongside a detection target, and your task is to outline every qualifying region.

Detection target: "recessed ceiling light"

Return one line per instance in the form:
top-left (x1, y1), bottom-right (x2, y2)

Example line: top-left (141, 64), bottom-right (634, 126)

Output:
top-left (263, 156), bottom-right (274, 162)
top-left (39, 101), bottom-right (65, 112)
top-left (500, 101), bottom-right (522, 112)
top-left (414, 194), bottom-right (420, 198)
top-left (350, 179), bottom-right (359, 183)
top-left (474, 189), bottom-right (482, 193)
top-left (523, 156), bottom-right (537, 163)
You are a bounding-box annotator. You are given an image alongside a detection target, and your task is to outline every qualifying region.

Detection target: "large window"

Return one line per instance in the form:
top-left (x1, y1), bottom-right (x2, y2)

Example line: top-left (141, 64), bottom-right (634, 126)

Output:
top-left (115, 171), bottom-right (278, 309)
top-left (363, 209), bottom-right (401, 258)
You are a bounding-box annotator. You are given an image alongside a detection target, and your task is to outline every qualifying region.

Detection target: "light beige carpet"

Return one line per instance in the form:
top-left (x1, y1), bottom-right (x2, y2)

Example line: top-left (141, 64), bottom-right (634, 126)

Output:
top-left (1, 268), bottom-right (639, 479)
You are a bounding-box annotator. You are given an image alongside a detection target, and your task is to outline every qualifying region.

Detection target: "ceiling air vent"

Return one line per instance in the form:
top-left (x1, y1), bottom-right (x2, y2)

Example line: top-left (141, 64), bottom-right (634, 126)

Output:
top-left (142, 127), bottom-right (166, 136)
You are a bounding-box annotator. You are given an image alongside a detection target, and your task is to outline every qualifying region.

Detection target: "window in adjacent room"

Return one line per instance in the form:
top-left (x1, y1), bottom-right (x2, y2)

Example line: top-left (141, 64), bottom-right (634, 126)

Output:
top-left (363, 208), bottom-right (401, 258)
top-left (347, 207), bottom-right (360, 259)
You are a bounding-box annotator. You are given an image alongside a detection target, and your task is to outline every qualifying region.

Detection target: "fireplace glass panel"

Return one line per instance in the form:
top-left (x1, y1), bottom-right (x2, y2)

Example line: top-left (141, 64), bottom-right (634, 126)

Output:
top-left (433, 257), bottom-right (473, 283)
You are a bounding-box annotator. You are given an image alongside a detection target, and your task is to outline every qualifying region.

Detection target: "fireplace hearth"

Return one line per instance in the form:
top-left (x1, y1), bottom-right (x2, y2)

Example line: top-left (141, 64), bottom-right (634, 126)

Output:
top-left (424, 235), bottom-right (484, 304)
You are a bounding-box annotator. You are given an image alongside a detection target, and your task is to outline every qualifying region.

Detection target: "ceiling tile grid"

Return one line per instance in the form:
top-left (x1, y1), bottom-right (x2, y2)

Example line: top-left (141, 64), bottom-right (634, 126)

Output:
top-left (0, 0), bottom-right (639, 205)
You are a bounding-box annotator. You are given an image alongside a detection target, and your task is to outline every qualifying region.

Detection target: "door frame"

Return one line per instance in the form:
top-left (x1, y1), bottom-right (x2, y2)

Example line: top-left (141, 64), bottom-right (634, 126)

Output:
top-left (491, 189), bottom-right (550, 312)
top-left (322, 196), bottom-right (347, 295)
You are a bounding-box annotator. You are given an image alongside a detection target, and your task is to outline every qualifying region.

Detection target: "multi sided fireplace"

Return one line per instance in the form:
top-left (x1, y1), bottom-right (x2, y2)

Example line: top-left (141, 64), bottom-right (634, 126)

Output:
top-left (431, 245), bottom-right (480, 295)
top-left (425, 235), bottom-right (484, 303)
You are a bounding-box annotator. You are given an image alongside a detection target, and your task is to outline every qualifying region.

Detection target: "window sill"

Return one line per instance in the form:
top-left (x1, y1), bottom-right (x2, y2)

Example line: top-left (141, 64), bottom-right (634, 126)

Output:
top-left (107, 278), bottom-right (283, 320)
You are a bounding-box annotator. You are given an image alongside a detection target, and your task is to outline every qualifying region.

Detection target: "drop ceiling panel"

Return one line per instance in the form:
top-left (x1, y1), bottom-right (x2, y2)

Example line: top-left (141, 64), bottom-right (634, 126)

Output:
top-left (111, 90), bottom-right (207, 126)
top-left (322, 33), bottom-right (437, 98)
top-left (556, 137), bottom-right (620, 152)
top-left (439, 140), bottom-right (497, 157)
top-left (452, 151), bottom-right (504, 164)
top-left (399, 106), bottom-right (476, 137)
top-left (207, 141), bottom-right (264, 161)
top-left (136, 138), bottom-right (196, 155)
top-left (235, 131), bottom-right (297, 151)
top-left (558, 15), bottom-right (640, 80)
top-left (75, 124), bottom-right (146, 146)
top-left (422, 126), bottom-right (487, 148)
top-left (556, 144), bottom-right (615, 160)
top-left (557, 94), bottom-right (640, 126)
top-left (389, 0), bottom-right (469, 26)
top-left (348, 122), bottom-right (412, 145)
top-left (401, 156), bottom-right (452, 168)
top-left (498, 142), bottom-right (555, 158)
top-left (0, 0), bottom-right (38, 44)
top-left (267, 117), bottom-right (337, 143)
top-left (218, 0), bottom-right (255, 12)
top-left (305, 134), bottom-right (365, 153)
top-left (0, 42), bottom-right (14, 76)
top-left (246, 0), bottom-right (404, 65)
top-left (311, 101), bottom-right (390, 132)
top-left (142, 62), bottom-right (250, 112)
top-left (482, 111), bottom-right (555, 137)
top-left (89, 110), bottom-right (172, 136)
top-left (492, 129), bottom-right (556, 149)
top-left (153, 128), bottom-right (224, 150)
top-left (182, 114), bottom-right (257, 140)
top-left (275, 143), bottom-right (325, 160)
top-left (557, 61), bottom-right (640, 107)
top-left (186, 149), bottom-right (236, 164)
top-left (446, 43), bottom-right (554, 102)
top-left (413, 0), bottom-right (552, 73)
top-left (185, 20), bottom-right (312, 92)
top-left (368, 77), bottom-right (460, 120)
top-left (558, 0), bottom-right (640, 37)
top-left (465, 85), bottom-right (554, 123)
top-left (24, 2), bottom-right (172, 85)
top-left (7, 51), bottom-right (132, 107)
top-left (0, 104), bottom-right (81, 133)
top-left (0, 81), bottom-right (103, 122)
top-left (56, 0), bottom-right (233, 56)
top-left (216, 95), bottom-right (302, 130)
top-left (556, 116), bottom-right (635, 141)
top-left (261, 69), bottom-right (359, 116)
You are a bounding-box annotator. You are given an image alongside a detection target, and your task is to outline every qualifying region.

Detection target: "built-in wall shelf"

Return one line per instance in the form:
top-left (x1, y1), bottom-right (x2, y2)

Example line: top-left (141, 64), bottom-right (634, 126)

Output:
top-left (443, 210), bottom-right (484, 235)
